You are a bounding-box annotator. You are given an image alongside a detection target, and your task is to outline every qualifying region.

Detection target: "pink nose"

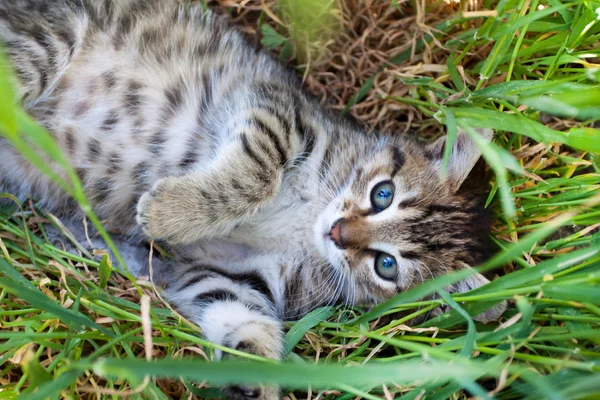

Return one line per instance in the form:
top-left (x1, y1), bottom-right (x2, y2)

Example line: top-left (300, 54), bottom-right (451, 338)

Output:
top-left (329, 220), bottom-right (344, 249)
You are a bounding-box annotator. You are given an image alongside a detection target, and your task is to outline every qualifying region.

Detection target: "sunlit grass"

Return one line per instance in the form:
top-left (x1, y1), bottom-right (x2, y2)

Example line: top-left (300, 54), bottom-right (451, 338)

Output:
top-left (260, 0), bottom-right (342, 63)
top-left (1, 0), bottom-right (600, 398)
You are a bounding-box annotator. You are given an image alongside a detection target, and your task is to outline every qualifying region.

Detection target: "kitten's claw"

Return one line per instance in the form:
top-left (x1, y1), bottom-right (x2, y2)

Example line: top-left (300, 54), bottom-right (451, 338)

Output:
top-left (136, 189), bottom-right (159, 239)
top-left (222, 340), bottom-right (280, 400)
top-left (136, 179), bottom-right (186, 243)
top-left (226, 385), bottom-right (278, 400)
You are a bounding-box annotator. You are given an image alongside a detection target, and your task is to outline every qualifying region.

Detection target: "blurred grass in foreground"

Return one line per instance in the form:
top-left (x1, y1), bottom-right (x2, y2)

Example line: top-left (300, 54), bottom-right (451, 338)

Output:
top-left (260, 0), bottom-right (342, 63)
top-left (1, 0), bottom-right (600, 398)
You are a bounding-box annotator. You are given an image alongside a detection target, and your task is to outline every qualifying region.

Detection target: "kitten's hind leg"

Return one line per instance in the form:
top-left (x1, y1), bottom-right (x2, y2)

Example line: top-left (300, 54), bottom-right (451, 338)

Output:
top-left (166, 262), bottom-right (283, 399)
top-left (137, 118), bottom-right (292, 244)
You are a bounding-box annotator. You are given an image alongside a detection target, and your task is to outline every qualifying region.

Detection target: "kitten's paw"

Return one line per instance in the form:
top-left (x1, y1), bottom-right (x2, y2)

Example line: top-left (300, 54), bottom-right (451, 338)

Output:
top-left (136, 178), bottom-right (194, 243)
top-left (136, 187), bottom-right (165, 240)
top-left (227, 385), bottom-right (278, 400)
top-left (223, 340), bottom-right (280, 400)
top-left (136, 175), bottom-right (232, 244)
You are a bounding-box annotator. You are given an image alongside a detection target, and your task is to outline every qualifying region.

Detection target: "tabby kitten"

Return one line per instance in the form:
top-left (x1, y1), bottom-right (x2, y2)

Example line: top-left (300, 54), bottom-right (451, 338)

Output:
top-left (0, 0), bottom-right (505, 398)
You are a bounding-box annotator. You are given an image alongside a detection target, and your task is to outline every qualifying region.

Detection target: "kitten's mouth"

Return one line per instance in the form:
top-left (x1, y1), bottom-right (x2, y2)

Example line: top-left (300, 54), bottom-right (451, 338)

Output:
top-left (314, 209), bottom-right (346, 269)
top-left (313, 198), bottom-right (350, 274)
top-left (327, 219), bottom-right (345, 250)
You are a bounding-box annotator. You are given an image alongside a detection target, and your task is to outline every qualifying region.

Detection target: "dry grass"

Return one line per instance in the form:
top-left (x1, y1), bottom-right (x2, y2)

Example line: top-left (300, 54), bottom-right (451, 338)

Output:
top-left (217, 0), bottom-right (502, 134)
top-left (1, 0), bottom-right (599, 398)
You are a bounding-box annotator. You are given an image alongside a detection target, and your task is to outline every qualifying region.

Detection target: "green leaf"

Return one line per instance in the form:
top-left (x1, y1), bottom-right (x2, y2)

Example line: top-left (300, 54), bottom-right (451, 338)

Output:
top-left (0, 277), bottom-right (112, 336)
top-left (521, 88), bottom-right (600, 120)
top-left (92, 358), bottom-right (499, 389)
top-left (565, 128), bottom-right (600, 152)
top-left (514, 31), bottom-right (567, 60)
top-left (454, 378), bottom-right (492, 400)
top-left (470, 245), bottom-right (600, 295)
top-left (566, 4), bottom-right (600, 51)
top-left (21, 370), bottom-right (81, 400)
top-left (491, 3), bottom-right (574, 40)
top-left (260, 24), bottom-right (289, 50)
top-left (542, 284), bottom-right (600, 303)
top-left (449, 107), bottom-right (600, 152)
top-left (423, 299), bottom-right (508, 329)
top-left (0, 46), bottom-right (18, 136)
top-left (446, 56), bottom-right (465, 92)
top-left (516, 297), bottom-right (535, 338)
top-left (441, 109), bottom-right (458, 177)
top-left (588, 68), bottom-right (600, 82)
top-left (547, 0), bottom-right (573, 22)
top-left (0, 388), bottom-right (18, 400)
top-left (183, 378), bottom-right (225, 399)
top-left (557, 307), bottom-right (590, 334)
top-left (555, 371), bottom-right (600, 399)
top-left (438, 290), bottom-right (477, 358)
top-left (284, 307), bottom-right (334, 356)
top-left (21, 354), bottom-right (52, 392)
top-left (344, 74), bottom-right (376, 113)
top-left (0, 258), bottom-right (38, 290)
top-left (98, 254), bottom-right (113, 290)
top-left (478, 31), bottom-right (513, 80)
top-left (462, 124), bottom-right (517, 218)
top-left (468, 80), bottom-right (591, 101)
top-left (280, 40), bottom-right (294, 60)
top-left (528, 21), bottom-right (570, 33)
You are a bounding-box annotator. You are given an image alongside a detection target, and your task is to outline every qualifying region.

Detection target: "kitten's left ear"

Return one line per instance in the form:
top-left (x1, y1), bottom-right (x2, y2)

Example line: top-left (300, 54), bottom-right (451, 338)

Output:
top-left (450, 272), bottom-right (507, 323)
top-left (427, 128), bottom-right (493, 192)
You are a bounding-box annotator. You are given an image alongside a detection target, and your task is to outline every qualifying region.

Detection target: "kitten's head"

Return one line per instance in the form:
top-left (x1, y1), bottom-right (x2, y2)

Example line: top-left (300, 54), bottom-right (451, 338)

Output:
top-left (314, 128), bottom-right (504, 322)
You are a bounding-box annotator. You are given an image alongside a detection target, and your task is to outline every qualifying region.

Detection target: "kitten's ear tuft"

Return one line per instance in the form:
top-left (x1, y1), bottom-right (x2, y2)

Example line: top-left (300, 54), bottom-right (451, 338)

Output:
top-left (427, 128), bottom-right (493, 192)
top-left (450, 272), bottom-right (507, 323)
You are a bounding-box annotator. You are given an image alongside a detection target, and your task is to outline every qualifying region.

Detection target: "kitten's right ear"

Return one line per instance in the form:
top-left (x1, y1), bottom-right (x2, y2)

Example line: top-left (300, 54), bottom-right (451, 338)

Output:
top-left (426, 128), bottom-right (493, 192)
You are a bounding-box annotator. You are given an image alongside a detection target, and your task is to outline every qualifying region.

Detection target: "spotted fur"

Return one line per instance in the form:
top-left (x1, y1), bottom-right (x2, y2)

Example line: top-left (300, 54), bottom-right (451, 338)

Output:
top-left (0, 1), bottom-right (505, 398)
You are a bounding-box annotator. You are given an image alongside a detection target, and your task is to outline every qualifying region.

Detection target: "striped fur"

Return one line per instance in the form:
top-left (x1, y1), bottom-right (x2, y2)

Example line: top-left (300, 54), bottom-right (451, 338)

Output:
top-left (0, 1), bottom-right (505, 398)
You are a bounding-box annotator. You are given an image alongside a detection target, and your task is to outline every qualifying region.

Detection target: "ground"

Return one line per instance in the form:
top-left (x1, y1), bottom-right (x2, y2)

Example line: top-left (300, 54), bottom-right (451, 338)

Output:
top-left (0, 0), bottom-right (599, 399)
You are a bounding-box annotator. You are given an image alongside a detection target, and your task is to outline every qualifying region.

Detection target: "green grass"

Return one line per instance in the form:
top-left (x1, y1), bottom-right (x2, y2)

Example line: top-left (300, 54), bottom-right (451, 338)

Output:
top-left (1, 0), bottom-right (600, 399)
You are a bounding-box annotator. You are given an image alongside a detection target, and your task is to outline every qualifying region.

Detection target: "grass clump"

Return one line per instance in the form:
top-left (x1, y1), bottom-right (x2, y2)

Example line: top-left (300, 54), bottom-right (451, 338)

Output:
top-left (2, 0), bottom-right (600, 398)
top-left (261, 0), bottom-right (342, 63)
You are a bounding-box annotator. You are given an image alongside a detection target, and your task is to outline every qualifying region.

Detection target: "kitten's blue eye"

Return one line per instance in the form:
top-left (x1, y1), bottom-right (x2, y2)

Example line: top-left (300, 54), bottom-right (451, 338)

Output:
top-left (370, 181), bottom-right (394, 211)
top-left (375, 252), bottom-right (397, 280)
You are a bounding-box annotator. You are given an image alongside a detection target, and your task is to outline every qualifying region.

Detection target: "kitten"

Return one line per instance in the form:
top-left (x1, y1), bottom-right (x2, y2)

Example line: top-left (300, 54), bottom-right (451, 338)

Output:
top-left (0, 0), bottom-right (505, 398)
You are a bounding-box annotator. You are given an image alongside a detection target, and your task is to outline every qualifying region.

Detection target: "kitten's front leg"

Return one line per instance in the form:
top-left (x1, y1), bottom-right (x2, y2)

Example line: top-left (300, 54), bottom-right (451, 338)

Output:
top-left (166, 264), bottom-right (283, 399)
top-left (137, 121), bottom-right (291, 244)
